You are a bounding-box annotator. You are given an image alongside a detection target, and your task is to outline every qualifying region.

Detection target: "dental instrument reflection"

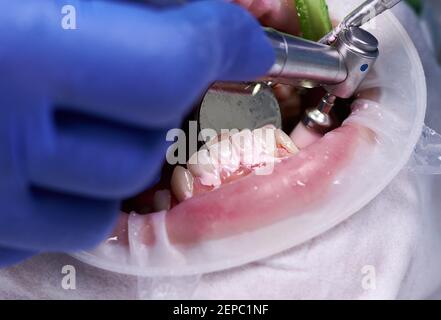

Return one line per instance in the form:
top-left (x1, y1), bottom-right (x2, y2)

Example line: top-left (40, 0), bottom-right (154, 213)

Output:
top-left (319, 0), bottom-right (403, 45)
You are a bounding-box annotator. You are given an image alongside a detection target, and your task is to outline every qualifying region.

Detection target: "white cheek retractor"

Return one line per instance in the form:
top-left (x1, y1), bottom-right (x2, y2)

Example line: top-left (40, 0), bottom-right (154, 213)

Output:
top-left (73, 0), bottom-right (427, 283)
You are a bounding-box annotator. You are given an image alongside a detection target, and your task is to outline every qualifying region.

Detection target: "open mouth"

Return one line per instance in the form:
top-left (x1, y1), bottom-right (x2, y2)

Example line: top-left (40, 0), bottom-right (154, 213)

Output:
top-left (114, 85), bottom-right (374, 246)
top-left (112, 0), bottom-right (380, 248)
top-left (73, 0), bottom-right (425, 277)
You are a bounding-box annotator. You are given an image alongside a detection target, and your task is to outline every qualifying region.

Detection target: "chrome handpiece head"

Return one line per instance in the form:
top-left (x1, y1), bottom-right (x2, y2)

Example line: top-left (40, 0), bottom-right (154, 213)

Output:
top-left (324, 26), bottom-right (379, 98)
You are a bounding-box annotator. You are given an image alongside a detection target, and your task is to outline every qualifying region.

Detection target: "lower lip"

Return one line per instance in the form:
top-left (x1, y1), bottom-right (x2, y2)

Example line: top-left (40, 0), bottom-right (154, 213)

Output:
top-left (112, 122), bottom-right (371, 247)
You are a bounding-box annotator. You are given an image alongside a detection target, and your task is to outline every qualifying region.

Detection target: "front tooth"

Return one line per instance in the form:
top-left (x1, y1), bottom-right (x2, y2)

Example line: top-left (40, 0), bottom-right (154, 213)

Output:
top-left (275, 129), bottom-right (299, 154)
top-left (203, 132), bottom-right (230, 149)
top-left (171, 166), bottom-right (194, 202)
top-left (254, 127), bottom-right (276, 153)
top-left (252, 127), bottom-right (277, 163)
top-left (208, 138), bottom-right (240, 173)
top-left (231, 129), bottom-right (254, 166)
top-left (153, 189), bottom-right (171, 212)
top-left (187, 149), bottom-right (221, 187)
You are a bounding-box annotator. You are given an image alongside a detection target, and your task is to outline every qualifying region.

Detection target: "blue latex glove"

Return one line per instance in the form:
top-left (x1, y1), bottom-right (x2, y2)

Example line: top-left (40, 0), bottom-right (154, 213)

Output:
top-left (0, 0), bottom-right (274, 266)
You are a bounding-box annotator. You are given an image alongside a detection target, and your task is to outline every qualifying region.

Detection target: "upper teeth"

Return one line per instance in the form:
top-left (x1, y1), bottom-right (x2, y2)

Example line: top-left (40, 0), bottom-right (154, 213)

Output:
top-left (275, 128), bottom-right (299, 154)
top-left (187, 149), bottom-right (221, 187)
top-left (208, 138), bottom-right (241, 173)
top-left (170, 166), bottom-right (194, 202)
top-left (171, 127), bottom-right (299, 203)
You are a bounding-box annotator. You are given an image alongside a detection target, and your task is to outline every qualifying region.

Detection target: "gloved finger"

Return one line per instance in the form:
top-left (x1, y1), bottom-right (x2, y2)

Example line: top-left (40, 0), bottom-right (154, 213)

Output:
top-left (35, 0), bottom-right (274, 127)
top-left (26, 111), bottom-right (168, 199)
top-left (0, 246), bottom-right (36, 268)
top-left (0, 188), bottom-right (119, 252)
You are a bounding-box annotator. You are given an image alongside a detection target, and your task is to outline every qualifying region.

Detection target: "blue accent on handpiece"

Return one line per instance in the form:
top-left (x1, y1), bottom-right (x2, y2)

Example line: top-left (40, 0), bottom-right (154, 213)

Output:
top-left (360, 64), bottom-right (369, 72)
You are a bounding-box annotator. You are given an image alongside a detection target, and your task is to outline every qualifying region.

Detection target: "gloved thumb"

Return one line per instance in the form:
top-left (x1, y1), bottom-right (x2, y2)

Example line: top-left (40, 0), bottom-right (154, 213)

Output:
top-left (5, 0), bottom-right (275, 127)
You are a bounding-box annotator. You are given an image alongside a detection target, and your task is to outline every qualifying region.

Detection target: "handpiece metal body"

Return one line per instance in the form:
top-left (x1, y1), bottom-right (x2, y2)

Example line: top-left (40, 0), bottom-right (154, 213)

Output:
top-left (264, 26), bottom-right (379, 99)
top-left (264, 29), bottom-right (347, 88)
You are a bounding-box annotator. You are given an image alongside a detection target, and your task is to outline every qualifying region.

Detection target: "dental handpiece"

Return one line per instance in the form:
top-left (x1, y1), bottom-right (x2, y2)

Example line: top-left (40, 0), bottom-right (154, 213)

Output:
top-left (199, 25), bottom-right (380, 136)
top-left (264, 26), bottom-right (379, 99)
top-left (319, 0), bottom-right (403, 45)
top-left (263, 0), bottom-right (402, 138)
top-left (198, 0), bottom-right (395, 137)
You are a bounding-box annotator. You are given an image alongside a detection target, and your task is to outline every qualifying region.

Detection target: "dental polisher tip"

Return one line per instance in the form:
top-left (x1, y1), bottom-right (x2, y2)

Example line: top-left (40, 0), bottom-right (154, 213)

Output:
top-left (303, 93), bottom-right (337, 134)
top-left (290, 93), bottom-right (337, 149)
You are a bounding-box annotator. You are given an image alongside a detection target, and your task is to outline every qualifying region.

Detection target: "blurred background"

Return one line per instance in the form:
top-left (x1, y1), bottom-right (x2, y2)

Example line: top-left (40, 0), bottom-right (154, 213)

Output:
top-left (407, 0), bottom-right (441, 64)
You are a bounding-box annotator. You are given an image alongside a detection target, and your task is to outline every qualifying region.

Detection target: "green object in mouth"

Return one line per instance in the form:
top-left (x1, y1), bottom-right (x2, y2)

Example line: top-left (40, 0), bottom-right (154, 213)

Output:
top-left (295, 0), bottom-right (332, 41)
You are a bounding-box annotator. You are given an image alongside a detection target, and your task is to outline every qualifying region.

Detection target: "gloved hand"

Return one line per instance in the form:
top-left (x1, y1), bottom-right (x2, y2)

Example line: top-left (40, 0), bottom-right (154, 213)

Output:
top-left (0, 0), bottom-right (274, 266)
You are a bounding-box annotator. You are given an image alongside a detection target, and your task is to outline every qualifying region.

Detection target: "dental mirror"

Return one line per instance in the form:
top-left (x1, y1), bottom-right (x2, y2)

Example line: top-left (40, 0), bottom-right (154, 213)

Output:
top-left (198, 82), bottom-right (282, 134)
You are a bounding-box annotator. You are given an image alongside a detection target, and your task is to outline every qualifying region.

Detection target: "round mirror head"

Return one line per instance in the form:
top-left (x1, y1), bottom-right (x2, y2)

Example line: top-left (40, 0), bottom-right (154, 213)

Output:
top-left (198, 82), bottom-right (282, 134)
